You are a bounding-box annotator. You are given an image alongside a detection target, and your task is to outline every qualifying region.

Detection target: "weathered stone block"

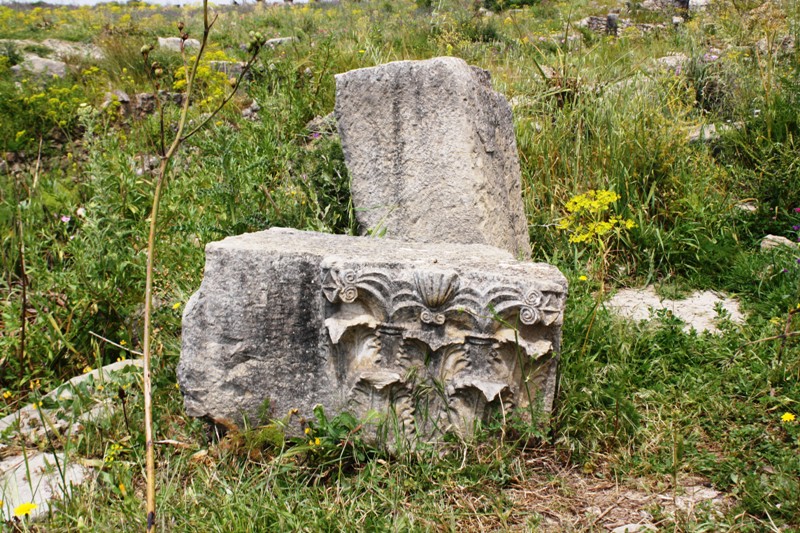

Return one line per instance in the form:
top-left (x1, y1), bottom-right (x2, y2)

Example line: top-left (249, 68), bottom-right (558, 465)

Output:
top-left (179, 228), bottom-right (566, 443)
top-left (335, 57), bottom-right (531, 259)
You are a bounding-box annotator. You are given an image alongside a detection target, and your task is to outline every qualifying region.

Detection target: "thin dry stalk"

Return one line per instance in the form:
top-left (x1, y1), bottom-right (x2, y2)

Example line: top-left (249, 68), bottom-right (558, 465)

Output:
top-left (138, 4), bottom-right (267, 529)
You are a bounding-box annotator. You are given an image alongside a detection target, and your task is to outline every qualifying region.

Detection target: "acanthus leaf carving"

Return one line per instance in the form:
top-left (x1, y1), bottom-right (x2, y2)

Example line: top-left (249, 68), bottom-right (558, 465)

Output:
top-left (322, 263), bottom-right (565, 441)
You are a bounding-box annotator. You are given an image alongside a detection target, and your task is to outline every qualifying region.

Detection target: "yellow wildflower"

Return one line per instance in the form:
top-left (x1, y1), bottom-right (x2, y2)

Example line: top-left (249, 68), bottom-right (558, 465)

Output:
top-left (579, 275), bottom-right (588, 281)
top-left (304, 427), bottom-right (311, 435)
top-left (782, 412), bottom-right (796, 423)
top-left (14, 502), bottom-right (38, 517)
top-left (172, 302), bottom-right (182, 310)
top-left (3, 391), bottom-right (11, 399)
top-left (120, 340), bottom-right (127, 346)
top-left (119, 483), bottom-right (127, 497)
top-left (83, 366), bottom-right (92, 374)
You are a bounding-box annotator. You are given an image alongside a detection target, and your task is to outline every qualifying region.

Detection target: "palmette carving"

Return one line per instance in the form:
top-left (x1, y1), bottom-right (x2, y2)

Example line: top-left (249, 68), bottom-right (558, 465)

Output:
top-left (323, 264), bottom-right (566, 442)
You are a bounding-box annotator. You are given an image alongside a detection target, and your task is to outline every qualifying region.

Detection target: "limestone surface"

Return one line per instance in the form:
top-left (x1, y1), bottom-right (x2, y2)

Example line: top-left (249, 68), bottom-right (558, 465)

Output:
top-left (11, 57), bottom-right (67, 78)
top-left (335, 57), bottom-right (531, 259)
top-left (606, 287), bottom-right (743, 334)
top-left (179, 228), bottom-right (566, 443)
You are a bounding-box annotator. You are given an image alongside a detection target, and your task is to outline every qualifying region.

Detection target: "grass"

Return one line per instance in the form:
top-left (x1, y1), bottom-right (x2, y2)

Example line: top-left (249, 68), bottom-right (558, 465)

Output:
top-left (0, 0), bottom-right (799, 530)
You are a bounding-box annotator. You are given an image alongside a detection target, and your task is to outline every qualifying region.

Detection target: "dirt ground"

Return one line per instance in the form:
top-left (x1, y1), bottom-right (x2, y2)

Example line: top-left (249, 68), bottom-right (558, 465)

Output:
top-left (454, 450), bottom-right (731, 532)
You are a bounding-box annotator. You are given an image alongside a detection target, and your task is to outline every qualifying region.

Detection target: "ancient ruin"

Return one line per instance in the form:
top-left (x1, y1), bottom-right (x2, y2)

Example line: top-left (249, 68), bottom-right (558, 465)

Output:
top-left (178, 58), bottom-right (568, 444)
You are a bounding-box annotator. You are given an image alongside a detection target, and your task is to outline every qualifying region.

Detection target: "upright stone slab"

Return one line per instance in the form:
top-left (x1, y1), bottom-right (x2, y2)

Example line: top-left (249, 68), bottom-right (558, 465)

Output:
top-left (335, 57), bottom-right (531, 259)
top-left (179, 228), bottom-right (566, 442)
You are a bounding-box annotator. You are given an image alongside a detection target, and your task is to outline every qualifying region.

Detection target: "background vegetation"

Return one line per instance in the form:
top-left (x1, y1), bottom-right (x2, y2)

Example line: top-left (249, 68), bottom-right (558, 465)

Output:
top-left (0, 0), bottom-right (798, 530)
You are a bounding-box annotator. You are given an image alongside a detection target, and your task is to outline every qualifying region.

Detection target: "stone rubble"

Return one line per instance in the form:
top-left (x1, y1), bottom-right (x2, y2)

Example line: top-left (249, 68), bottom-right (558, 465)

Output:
top-left (0, 360), bottom-right (142, 520)
top-left (760, 234), bottom-right (798, 251)
top-left (157, 36), bottom-right (201, 52)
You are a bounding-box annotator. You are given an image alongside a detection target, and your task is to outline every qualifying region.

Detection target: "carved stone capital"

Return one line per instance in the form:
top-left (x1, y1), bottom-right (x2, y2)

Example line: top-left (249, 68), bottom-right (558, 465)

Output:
top-left (179, 228), bottom-right (567, 445)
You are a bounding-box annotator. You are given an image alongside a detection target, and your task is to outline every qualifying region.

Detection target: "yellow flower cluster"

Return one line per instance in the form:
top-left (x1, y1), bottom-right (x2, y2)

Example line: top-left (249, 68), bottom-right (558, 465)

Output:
top-left (22, 84), bottom-right (86, 130)
top-left (304, 427), bottom-right (321, 447)
top-left (564, 189), bottom-right (620, 215)
top-left (173, 59), bottom-right (229, 111)
top-left (559, 190), bottom-right (636, 244)
top-left (105, 443), bottom-right (124, 464)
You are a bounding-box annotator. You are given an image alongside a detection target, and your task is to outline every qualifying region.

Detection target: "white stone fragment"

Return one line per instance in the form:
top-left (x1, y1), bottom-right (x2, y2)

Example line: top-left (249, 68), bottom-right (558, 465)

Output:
top-left (606, 286), bottom-right (744, 334)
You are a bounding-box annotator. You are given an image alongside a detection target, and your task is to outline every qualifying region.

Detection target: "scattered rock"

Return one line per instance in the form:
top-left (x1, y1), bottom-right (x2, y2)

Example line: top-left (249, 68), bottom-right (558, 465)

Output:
top-left (131, 92), bottom-right (185, 117)
top-left (578, 16), bottom-right (616, 33)
top-left (655, 53), bottom-right (689, 73)
top-left (735, 201), bottom-right (757, 212)
top-left (305, 112), bottom-right (337, 138)
top-left (668, 484), bottom-right (726, 513)
top-left (672, 15), bottom-right (685, 26)
top-left (687, 123), bottom-right (720, 143)
top-left (756, 34), bottom-right (795, 57)
top-left (603, 72), bottom-right (659, 98)
top-left (0, 360), bottom-right (142, 521)
top-left (265, 36), bottom-right (295, 48)
top-left (612, 524), bottom-right (656, 533)
top-left (210, 60), bottom-right (247, 78)
top-left (639, 0), bottom-right (713, 10)
top-left (134, 93), bottom-right (156, 116)
top-left (760, 234), bottom-right (798, 250)
top-left (606, 286), bottom-right (744, 334)
top-left (577, 16), bottom-right (666, 37)
top-left (0, 359), bottom-right (143, 441)
top-left (639, 0), bottom-right (682, 9)
top-left (101, 90), bottom-right (131, 115)
top-left (159, 90), bottom-right (184, 107)
top-left (0, 451), bottom-right (90, 521)
top-left (241, 100), bottom-right (260, 120)
top-left (509, 461), bottom-right (731, 530)
top-left (10, 56), bottom-right (67, 79)
top-left (0, 38), bottom-right (104, 61)
top-left (686, 122), bottom-right (742, 143)
top-left (133, 154), bottom-right (161, 176)
top-left (157, 37), bottom-right (201, 52)
top-left (41, 38), bottom-right (104, 60)
top-left (689, 0), bottom-right (711, 10)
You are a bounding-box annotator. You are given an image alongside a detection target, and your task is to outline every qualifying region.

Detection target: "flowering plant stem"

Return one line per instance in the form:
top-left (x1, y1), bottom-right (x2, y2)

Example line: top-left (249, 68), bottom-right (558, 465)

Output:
top-left (140, 3), bottom-right (266, 529)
